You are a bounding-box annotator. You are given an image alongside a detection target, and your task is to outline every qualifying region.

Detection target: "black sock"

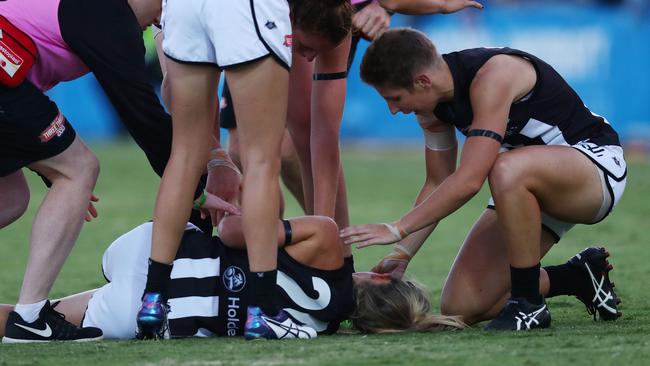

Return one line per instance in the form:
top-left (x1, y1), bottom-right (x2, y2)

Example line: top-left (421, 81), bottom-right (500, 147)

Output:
top-left (510, 263), bottom-right (543, 304)
top-left (544, 263), bottom-right (587, 298)
top-left (248, 270), bottom-right (279, 316)
top-left (144, 259), bottom-right (173, 300)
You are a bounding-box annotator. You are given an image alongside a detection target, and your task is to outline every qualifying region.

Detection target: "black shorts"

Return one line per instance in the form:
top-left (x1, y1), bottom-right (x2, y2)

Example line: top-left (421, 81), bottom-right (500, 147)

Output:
top-left (0, 80), bottom-right (76, 177)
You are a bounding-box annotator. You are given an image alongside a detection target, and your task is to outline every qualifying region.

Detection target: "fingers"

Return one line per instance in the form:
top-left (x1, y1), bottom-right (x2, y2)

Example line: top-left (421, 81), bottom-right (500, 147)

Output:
top-left (339, 225), bottom-right (369, 238)
top-left (344, 232), bottom-right (379, 247)
top-left (365, 21), bottom-right (386, 41)
top-left (355, 239), bottom-right (381, 249)
top-left (340, 225), bottom-right (381, 246)
top-left (85, 195), bottom-right (99, 222)
top-left (352, 9), bottom-right (370, 32)
top-left (470, 1), bottom-right (484, 9)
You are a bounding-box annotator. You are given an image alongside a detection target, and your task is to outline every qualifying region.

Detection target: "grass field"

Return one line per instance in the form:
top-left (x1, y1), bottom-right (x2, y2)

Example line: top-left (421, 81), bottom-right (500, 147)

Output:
top-left (1, 141), bottom-right (649, 365)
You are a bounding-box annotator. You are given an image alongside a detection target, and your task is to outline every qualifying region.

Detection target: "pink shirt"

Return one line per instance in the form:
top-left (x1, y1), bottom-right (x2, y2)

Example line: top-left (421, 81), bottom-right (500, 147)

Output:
top-left (0, 0), bottom-right (89, 91)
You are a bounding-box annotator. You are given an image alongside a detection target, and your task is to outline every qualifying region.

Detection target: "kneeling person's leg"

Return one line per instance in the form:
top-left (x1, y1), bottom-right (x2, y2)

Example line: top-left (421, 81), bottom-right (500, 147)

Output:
top-left (485, 145), bottom-right (610, 330)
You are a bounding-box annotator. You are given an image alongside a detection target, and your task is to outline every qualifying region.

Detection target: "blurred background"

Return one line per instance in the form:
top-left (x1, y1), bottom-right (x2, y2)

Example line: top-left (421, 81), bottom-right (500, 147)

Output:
top-left (46, 0), bottom-right (650, 154)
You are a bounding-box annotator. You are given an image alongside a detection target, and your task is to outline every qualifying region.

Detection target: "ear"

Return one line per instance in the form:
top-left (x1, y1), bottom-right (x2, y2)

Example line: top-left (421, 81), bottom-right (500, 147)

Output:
top-left (414, 73), bottom-right (432, 89)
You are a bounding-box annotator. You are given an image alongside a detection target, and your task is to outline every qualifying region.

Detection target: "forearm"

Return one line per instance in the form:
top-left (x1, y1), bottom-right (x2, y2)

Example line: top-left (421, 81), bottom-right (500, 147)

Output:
top-left (310, 124), bottom-right (342, 217)
top-left (310, 63), bottom-right (348, 217)
top-left (218, 215), bottom-right (321, 249)
top-left (395, 180), bottom-right (439, 255)
top-left (378, 0), bottom-right (448, 14)
top-left (398, 172), bottom-right (480, 235)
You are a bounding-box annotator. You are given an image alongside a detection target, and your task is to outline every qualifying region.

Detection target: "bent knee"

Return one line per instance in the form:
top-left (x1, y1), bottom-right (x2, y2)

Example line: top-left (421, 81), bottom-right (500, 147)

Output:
top-left (488, 153), bottom-right (529, 195)
top-left (72, 151), bottom-right (100, 188)
top-left (50, 149), bottom-right (100, 189)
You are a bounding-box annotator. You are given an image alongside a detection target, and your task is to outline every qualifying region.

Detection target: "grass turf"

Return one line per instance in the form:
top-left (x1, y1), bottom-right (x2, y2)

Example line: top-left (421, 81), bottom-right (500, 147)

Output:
top-left (1, 141), bottom-right (649, 365)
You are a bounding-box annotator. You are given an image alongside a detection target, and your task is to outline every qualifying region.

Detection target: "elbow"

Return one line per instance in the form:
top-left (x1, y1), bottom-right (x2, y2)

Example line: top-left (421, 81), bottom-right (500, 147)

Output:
top-left (453, 176), bottom-right (483, 200)
top-left (218, 215), bottom-right (245, 249)
top-left (463, 180), bottom-right (483, 198)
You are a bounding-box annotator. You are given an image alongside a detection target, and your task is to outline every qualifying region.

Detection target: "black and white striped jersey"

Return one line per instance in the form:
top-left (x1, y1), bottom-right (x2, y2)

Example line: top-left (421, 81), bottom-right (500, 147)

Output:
top-left (433, 47), bottom-right (621, 149)
top-left (166, 228), bottom-right (355, 338)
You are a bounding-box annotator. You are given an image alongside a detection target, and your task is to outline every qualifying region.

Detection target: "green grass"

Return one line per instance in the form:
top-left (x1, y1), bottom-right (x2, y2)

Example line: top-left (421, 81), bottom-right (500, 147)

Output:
top-left (1, 141), bottom-right (649, 365)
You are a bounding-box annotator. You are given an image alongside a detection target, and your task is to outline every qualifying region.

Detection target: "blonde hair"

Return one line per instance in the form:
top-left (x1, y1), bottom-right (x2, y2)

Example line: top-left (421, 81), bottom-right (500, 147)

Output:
top-left (350, 278), bottom-right (467, 333)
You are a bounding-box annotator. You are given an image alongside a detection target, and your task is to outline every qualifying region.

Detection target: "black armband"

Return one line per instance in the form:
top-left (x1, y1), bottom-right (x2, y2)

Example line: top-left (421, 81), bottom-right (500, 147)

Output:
top-left (467, 129), bottom-right (503, 143)
top-left (312, 71), bottom-right (347, 81)
top-left (282, 219), bottom-right (293, 246)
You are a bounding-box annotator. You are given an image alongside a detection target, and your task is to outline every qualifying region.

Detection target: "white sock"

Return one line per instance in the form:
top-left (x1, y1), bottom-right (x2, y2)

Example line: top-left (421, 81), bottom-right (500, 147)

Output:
top-left (14, 299), bottom-right (47, 323)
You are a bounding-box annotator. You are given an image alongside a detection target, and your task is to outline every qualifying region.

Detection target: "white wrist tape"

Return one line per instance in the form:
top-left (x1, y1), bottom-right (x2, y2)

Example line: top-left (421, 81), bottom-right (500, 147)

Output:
top-left (393, 244), bottom-right (414, 258)
top-left (207, 159), bottom-right (241, 175)
top-left (422, 128), bottom-right (457, 151)
top-left (207, 148), bottom-right (241, 175)
top-left (382, 223), bottom-right (403, 241)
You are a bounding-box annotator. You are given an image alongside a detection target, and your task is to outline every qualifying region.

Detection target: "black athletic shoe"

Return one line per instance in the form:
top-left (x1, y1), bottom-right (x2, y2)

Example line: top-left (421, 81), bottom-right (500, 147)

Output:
top-left (485, 297), bottom-right (551, 331)
top-left (568, 246), bottom-right (621, 321)
top-left (2, 301), bottom-right (103, 343)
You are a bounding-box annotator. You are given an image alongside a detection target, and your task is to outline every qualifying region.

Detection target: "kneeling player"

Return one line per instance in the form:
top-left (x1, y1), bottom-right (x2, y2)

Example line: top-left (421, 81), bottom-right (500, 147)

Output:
top-left (0, 208), bottom-right (465, 340)
top-left (341, 28), bottom-right (624, 331)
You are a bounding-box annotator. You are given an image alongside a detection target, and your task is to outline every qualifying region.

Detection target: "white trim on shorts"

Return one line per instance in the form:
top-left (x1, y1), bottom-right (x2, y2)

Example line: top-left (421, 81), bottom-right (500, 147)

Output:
top-left (161, 0), bottom-right (291, 70)
top-left (487, 142), bottom-right (627, 241)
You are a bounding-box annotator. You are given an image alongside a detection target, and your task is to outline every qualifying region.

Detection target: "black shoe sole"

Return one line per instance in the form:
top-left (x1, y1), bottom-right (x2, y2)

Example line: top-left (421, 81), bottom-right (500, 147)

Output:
top-left (136, 322), bottom-right (168, 340)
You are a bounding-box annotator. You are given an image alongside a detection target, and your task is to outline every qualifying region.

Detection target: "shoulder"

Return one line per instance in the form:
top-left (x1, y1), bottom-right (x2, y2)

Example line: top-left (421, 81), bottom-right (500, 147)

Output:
top-left (470, 55), bottom-right (536, 103)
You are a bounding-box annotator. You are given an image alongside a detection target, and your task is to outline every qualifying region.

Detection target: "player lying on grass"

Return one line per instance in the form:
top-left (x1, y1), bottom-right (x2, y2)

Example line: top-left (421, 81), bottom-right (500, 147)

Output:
top-left (340, 28), bottom-right (625, 331)
top-left (0, 192), bottom-right (465, 341)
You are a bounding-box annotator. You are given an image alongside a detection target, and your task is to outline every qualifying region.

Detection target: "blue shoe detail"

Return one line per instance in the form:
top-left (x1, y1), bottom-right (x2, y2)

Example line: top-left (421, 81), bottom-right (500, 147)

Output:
top-left (135, 293), bottom-right (170, 340)
top-left (244, 306), bottom-right (316, 340)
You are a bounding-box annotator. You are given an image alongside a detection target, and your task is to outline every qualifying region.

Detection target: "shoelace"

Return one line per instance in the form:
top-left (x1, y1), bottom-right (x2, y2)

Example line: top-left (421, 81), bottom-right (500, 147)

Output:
top-left (44, 302), bottom-right (79, 338)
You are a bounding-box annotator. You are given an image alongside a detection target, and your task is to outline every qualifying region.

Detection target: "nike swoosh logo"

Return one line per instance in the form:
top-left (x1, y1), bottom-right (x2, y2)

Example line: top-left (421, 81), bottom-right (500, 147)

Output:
top-left (15, 323), bottom-right (52, 338)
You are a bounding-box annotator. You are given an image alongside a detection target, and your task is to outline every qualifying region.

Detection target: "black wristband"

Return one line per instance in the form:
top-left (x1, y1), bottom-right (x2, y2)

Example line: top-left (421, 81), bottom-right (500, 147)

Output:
top-left (467, 129), bottom-right (503, 143)
top-left (282, 219), bottom-right (292, 246)
top-left (313, 71), bottom-right (348, 81)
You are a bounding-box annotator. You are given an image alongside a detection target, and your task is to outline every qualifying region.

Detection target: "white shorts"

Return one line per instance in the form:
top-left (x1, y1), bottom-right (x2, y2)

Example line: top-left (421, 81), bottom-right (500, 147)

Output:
top-left (81, 223), bottom-right (154, 339)
top-left (161, 0), bottom-right (291, 69)
top-left (488, 143), bottom-right (627, 241)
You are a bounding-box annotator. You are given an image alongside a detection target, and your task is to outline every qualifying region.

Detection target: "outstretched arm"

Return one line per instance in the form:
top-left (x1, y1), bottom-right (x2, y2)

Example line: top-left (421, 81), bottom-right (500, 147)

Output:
top-left (379, 0), bottom-right (483, 15)
top-left (310, 34), bottom-right (352, 220)
top-left (342, 56), bottom-right (535, 248)
top-left (342, 118), bottom-right (457, 278)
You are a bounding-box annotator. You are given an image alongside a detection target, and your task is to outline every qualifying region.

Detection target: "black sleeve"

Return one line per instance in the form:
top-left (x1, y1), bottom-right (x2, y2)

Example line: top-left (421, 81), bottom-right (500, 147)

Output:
top-left (58, 0), bottom-right (171, 177)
